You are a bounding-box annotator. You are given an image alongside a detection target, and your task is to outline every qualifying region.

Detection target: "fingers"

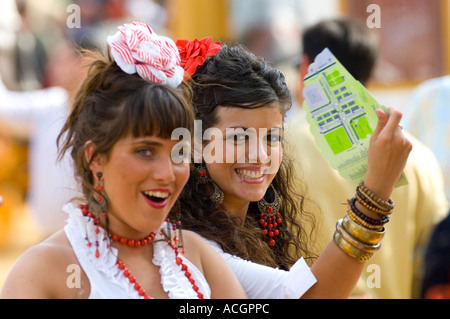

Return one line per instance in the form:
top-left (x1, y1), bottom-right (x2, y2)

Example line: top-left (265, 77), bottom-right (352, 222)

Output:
top-left (373, 107), bottom-right (403, 137)
top-left (373, 108), bottom-right (389, 136)
top-left (375, 108), bottom-right (389, 123)
top-left (366, 106), bottom-right (411, 198)
top-left (382, 107), bottom-right (403, 135)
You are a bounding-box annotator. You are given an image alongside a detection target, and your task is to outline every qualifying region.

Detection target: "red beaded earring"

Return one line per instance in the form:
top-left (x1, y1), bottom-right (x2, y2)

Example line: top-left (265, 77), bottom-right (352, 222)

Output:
top-left (88, 171), bottom-right (108, 216)
top-left (258, 184), bottom-right (282, 247)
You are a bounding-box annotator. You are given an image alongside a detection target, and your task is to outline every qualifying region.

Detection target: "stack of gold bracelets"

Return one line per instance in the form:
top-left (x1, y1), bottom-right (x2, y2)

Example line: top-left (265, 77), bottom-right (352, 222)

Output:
top-left (334, 182), bottom-right (394, 262)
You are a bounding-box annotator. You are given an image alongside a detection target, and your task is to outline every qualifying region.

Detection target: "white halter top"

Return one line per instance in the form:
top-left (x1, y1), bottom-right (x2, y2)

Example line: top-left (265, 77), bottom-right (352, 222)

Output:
top-left (63, 203), bottom-right (211, 299)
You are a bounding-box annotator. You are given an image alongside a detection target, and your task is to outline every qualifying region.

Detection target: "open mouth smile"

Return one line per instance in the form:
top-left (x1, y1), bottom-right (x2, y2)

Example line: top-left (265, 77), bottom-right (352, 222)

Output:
top-left (142, 190), bottom-right (171, 208)
top-left (235, 168), bottom-right (265, 184)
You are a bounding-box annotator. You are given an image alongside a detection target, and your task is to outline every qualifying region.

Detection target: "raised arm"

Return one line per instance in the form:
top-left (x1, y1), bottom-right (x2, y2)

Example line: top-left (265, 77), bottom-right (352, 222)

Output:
top-left (302, 107), bottom-right (412, 299)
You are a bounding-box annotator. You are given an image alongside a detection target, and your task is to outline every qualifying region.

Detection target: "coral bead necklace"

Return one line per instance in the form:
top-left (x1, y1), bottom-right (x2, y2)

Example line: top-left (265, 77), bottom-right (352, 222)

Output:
top-left (110, 231), bottom-right (156, 248)
top-left (77, 204), bottom-right (204, 299)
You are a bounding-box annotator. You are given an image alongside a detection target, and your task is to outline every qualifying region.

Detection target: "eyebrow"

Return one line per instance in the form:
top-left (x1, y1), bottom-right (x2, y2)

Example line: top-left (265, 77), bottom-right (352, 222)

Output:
top-left (131, 139), bottom-right (163, 147)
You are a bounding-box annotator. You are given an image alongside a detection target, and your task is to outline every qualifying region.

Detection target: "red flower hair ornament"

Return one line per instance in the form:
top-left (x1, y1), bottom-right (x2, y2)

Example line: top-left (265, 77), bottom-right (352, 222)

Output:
top-left (107, 21), bottom-right (184, 88)
top-left (176, 37), bottom-right (222, 80)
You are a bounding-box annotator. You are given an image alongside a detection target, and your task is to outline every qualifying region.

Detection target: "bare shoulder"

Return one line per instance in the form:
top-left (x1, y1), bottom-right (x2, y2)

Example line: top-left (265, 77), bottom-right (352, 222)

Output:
top-left (181, 229), bottom-right (210, 248)
top-left (180, 230), bottom-right (248, 299)
top-left (1, 230), bottom-right (87, 299)
top-left (178, 230), bottom-right (207, 267)
top-left (180, 230), bottom-right (219, 262)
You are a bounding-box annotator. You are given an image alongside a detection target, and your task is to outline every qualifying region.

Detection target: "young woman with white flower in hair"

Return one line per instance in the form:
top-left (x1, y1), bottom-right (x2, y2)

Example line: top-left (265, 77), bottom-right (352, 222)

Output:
top-left (1, 22), bottom-right (246, 299)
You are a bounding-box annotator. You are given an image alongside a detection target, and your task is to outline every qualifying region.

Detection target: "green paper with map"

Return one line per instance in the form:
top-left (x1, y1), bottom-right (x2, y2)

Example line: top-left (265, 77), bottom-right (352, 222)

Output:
top-left (302, 48), bottom-right (407, 186)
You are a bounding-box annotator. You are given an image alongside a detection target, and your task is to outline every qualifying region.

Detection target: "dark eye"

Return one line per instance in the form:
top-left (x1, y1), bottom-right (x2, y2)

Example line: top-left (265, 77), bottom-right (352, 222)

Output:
top-left (265, 134), bottom-right (281, 144)
top-left (227, 133), bottom-right (247, 144)
top-left (136, 148), bottom-right (153, 157)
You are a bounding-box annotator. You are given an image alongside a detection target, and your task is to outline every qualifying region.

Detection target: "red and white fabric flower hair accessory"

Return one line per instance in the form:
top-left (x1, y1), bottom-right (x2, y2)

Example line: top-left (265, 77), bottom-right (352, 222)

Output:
top-left (107, 21), bottom-right (184, 88)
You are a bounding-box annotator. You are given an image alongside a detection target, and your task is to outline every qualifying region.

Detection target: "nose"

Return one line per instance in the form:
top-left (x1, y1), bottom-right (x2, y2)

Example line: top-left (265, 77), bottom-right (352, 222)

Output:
top-left (152, 154), bottom-right (176, 183)
top-left (247, 133), bottom-right (270, 165)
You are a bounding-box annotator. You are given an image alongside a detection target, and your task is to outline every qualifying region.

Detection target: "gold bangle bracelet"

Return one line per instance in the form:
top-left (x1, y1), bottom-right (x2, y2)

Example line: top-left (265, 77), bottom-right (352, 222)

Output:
top-left (336, 219), bottom-right (381, 253)
top-left (333, 231), bottom-right (373, 263)
top-left (341, 215), bottom-right (385, 245)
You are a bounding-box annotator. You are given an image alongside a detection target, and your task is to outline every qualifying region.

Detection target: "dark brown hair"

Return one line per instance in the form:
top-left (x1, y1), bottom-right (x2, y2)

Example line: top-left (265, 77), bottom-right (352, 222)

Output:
top-left (179, 44), bottom-right (317, 269)
top-left (57, 50), bottom-right (194, 204)
top-left (302, 17), bottom-right (379, 85)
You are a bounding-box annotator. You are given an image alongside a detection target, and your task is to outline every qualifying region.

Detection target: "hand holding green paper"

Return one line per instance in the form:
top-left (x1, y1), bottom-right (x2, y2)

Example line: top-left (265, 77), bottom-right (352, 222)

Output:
top-left (302, 48), bottom-right (407, 187)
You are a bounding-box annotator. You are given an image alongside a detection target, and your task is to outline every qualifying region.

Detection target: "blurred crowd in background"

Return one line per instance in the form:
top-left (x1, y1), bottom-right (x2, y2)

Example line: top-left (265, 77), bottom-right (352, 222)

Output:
top-left (0, 0), bottom-right (449, 299)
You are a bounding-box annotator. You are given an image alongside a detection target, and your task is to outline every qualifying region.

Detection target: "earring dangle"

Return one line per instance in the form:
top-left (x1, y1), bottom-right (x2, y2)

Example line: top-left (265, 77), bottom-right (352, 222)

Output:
top-left (196, 164), bottom-right (224, 209)
top-left (166, 199), bottom-right (185, 255)
top-left (86, 171), bottom-right (109, 258)
top-left (258, 184), bottom-right (282, 247)
top-left (88, 171), bottom-right (108, 216)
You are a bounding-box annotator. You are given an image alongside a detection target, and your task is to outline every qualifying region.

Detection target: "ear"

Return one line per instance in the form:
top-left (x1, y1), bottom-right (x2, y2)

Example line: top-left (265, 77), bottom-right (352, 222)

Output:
top-left (84, 141), bottom-right (104, 176)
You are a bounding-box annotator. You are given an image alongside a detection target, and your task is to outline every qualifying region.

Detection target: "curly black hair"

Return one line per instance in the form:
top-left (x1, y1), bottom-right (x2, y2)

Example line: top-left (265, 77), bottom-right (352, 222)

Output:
top-left (178, 44), bottom-right (317, 269)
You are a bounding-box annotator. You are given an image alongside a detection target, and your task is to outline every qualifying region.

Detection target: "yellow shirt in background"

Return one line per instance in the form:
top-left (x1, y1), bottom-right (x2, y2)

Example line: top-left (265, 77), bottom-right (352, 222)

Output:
top-left (285, 111), bottom-right (449, 299)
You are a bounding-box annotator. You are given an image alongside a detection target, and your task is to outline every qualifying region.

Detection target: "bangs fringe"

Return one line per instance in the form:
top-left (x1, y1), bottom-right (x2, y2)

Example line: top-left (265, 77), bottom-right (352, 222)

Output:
top-left (125, 85), bottom-right (194, 139)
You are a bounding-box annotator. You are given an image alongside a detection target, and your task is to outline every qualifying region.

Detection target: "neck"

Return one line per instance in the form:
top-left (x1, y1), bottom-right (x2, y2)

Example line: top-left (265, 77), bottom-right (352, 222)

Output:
top-left (102, 215), bottom-right (157, 261)
top-left (80, 204), bottom-right (157, 247)
top-left (220, 198), bottom-right (250, 225)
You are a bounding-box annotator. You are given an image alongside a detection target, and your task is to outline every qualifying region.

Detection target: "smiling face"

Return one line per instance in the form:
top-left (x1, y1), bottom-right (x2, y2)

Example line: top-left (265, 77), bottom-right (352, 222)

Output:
top-left (91, 134), bottom-right (190, 238)
top-left (204, 105), bottom-right (284, 212)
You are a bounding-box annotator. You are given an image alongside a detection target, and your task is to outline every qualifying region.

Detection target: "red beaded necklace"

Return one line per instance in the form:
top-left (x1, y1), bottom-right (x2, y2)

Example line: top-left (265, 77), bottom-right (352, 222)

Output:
top-left (110, 231), bottom-right (156, 248)
top-left (77, 204), bottom-right (204, 299)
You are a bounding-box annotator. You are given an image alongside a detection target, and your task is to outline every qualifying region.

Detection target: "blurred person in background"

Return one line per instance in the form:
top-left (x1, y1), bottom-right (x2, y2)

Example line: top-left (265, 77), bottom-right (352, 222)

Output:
top-left (0, 39), bottom-right (85, 237)
top-left (0, 0), bottom-right (47, 244)
top-left (0, 0), bottom-right (90, 237)
top-left (403, 76), bottom-right (450, 203)
top-left (67, 0), bottom-right (169, 50)
top-left (229, 0), bottom-right (303, 65)
top-left (228, 0), bottom-right (303, 96)
top-left (421, 210), bottom-right (450, 299)
top-left (0, 0), bottom-right (46, 91)
top-left (286, 17), bottom-right (449, 298)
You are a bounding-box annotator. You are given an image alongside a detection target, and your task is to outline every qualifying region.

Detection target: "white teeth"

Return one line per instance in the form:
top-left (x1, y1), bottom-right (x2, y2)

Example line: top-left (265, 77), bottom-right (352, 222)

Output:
top-left (144, 191), bottom-right (170, 198)
top-left (236, 169), bottom-right (264, 179)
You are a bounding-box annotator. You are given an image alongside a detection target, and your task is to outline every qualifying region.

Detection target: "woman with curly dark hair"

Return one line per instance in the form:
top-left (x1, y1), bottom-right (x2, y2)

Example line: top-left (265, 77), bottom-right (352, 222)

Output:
top-left (175, 39), bottom-right (412, 298)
